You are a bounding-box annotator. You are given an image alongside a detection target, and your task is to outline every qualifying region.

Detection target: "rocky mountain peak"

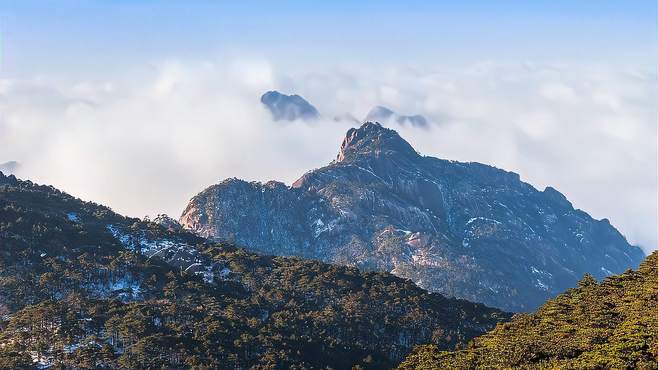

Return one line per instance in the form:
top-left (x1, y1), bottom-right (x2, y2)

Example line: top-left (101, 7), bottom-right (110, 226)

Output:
top-left (336, 122), bottom-right (419, 162)
top-left (181, 123), bottom-right (645, 312)
top-left (0, 171), bottom-right (20, 186)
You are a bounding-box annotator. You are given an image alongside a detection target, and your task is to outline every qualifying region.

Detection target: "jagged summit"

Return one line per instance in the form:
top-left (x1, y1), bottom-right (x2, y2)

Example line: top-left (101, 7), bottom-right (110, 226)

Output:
top-left (336, 122), bottom-right (419, 162)
top-left (0, 171), bottom-right (23, 186)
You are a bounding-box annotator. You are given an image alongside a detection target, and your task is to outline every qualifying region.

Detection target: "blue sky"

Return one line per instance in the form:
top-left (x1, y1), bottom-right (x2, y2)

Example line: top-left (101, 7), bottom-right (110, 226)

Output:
top-left (1, 1), bottom-right (656, 78)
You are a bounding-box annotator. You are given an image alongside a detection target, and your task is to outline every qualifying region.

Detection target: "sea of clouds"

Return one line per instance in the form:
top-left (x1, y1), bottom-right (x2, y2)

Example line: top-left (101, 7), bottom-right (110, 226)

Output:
top-left (0, 59), bottom-right (655, 252)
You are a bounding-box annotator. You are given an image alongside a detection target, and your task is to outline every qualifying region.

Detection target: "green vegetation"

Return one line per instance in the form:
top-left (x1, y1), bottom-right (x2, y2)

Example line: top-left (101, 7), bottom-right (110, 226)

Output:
top-left (0, 172), bottom-right (508, 369)
top-left (398, 252), bottom-right (658, 370)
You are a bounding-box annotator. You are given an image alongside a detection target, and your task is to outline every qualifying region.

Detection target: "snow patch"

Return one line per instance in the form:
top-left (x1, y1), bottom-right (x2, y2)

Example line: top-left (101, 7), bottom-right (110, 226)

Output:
top-left (105, 224), bottom-right (237, 287)
top-left (465, 217), bottom-right (501, 226)
top-left (30, 351), bottom-right (52, 369)
top-left (535, 279), bottom-right (549, 291)
top-left (66, 212), bottom-right (80, 223)
top-left (395, 228), bottom-right (412, 235)
top-left (312, 218), bottom-right (337, 237)
top-left (106, 224), bottom-right (135, 250)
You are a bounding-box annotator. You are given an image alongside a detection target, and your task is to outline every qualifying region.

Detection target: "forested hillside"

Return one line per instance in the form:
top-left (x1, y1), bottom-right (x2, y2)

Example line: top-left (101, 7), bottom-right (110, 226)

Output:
top-left (0, 172), bottom-right (508, 369)
top-left (399, 251), bottom-right (658, 369)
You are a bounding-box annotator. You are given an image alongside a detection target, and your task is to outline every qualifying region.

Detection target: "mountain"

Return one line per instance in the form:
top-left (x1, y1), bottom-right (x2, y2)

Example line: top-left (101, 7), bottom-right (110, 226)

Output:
top-left (0, 161), bottom-right (20, 175)
top-left (334, 112), bottom-right (361, 124)
top-left (0, 171), bottom-right (507, 369)
top-left (180, 122), bottom-right (645, 312)
top-left (260, 90), bottom-right (320, 121)
top-left (398, 251), bottom-right (658, 369)
top-left (364, 106), bottom-right (428, 128)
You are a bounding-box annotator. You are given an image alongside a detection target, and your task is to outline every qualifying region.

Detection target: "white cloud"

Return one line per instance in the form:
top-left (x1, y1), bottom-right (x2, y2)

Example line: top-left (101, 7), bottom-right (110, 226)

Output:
top-left (0, 60), bottom-right (655, 253)
top-left (539, 82), bottom-right (579, 104)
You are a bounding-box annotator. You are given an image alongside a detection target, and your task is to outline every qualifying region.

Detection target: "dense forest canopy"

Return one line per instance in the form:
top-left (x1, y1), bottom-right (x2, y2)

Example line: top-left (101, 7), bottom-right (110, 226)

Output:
top-left (0, 172), bottom-right (508, 369)
top-left (399, 251), bottom-right (658, 369)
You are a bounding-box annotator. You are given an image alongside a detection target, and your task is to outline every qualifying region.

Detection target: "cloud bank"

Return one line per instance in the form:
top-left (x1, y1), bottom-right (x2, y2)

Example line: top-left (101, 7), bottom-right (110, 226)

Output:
top-left (0, 59), bottom-right (655, 252)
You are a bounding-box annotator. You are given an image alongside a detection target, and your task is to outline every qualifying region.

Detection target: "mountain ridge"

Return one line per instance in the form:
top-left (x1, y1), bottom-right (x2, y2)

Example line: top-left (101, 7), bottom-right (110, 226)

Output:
top-left (180, 122), bottom-right (645, 312)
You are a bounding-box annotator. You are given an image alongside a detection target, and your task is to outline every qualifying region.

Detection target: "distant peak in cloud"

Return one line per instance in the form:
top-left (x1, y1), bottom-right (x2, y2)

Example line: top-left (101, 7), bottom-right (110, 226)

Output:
top-left (364, 105), bottom-right (429, 128)
top-left (260, 90), bottom-right (320, 121)
top-left (0, 161), bottom-right (20, 175)
top-left (333, 113), bottom-right (360, 124)
top-left (366, 106), bottom-right (395, 120)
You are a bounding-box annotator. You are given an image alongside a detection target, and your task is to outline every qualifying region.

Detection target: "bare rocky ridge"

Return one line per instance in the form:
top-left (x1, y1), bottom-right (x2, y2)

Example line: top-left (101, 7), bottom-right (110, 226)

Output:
top-left (180, 122), bottom-right (645, 311)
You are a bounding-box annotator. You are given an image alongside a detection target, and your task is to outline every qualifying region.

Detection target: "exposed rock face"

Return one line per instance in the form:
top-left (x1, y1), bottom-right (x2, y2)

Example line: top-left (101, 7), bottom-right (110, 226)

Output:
top-left (364, 106), bottom-right (429, 128)
top-left (260, 90), bottom-right (320, 121)
top-left (180, 122), bottom-right (645, 311)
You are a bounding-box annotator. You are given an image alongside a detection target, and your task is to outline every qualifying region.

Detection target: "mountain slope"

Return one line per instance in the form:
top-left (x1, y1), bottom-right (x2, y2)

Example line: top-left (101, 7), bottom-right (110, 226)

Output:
top-left (180, 122), bottom-right (645, 311)
top-left (398, 251), bottom-right (658, 369)
top-left (0, 172), bottom-right (507, 369)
